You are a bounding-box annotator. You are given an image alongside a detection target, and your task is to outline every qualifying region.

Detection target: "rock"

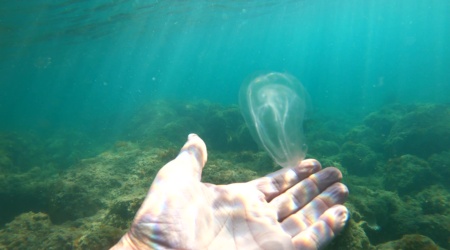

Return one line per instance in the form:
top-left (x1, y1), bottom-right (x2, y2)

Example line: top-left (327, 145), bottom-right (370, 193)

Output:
top-left (0, 212), bottom-right (78, 250)
top-left (364, 104), bottom-right (411, 136)
top-left (345, 125), bottom-right (384, 153)
top-left (308, 139), bottom-right (340, 158)
top-left (124, 100), bottom-right (257, 152)
top-left (324, 219), bottom-right (375, 250)
top-left (347, 185), bottom-right (403, 245)
top-left (415, 185), bottom-right (450, 215)
top-left (428, 150), bottom-right (450, 187)
top-left (105, 196), bottom-right (144, 228)
top-left (375, 234), bottom-right (439, 250)
top-left (383, 155), bottom-right (434, 195)
top-left (384, 104), bottom-right (450, 158)
top-left (340, 142), bottom-right (380, 176)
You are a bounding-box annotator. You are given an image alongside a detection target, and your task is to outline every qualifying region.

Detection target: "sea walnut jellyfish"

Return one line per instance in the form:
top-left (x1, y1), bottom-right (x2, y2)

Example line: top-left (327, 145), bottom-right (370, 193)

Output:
top-left (240, 72), bottom-right (311, 168)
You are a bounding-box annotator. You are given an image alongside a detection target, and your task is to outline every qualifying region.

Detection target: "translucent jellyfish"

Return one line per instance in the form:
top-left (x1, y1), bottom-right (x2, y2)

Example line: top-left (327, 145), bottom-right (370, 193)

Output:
top-left (240, 72), bottom-right (310, 168)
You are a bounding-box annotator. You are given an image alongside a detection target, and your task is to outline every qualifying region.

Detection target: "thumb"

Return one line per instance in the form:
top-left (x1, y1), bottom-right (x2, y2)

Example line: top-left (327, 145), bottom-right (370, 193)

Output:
top-left (157, 133), bottom-right (208, 182)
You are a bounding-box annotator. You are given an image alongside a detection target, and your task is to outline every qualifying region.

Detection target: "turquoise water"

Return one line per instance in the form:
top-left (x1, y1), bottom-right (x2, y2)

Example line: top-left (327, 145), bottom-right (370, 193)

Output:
top-left (1, 0), bottom-right (449, 134)
top-left (1, 0), bottom-right (450, 249)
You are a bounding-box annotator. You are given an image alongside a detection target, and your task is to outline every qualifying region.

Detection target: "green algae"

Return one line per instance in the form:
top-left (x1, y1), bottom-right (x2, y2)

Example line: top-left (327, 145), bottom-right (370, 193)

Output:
top-left (0, 101), bottom-right (450, 249)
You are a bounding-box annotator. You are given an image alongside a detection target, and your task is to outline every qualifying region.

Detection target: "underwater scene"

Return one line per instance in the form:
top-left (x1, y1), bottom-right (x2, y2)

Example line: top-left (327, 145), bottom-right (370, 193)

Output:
top-left (1, 0), bottom-right (449, 249)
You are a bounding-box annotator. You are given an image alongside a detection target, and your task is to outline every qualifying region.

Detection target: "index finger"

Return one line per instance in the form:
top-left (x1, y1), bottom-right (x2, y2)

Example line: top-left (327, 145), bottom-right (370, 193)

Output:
top-left (249, 159), bottom-right (322, 201)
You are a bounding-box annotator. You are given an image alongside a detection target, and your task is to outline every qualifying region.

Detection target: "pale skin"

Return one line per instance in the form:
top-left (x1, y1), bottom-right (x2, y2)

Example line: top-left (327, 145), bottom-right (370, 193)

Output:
top-left (112, 134), bottom-right (349, 250)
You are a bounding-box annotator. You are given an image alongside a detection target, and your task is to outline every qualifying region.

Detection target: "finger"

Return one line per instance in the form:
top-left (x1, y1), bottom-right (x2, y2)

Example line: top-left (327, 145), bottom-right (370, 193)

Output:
top-left (157, 133), bottom-right (207, 182)
top-left (292, 205), bottom-right (349, 250)
top-left (271, 167), bottom-right (344, 220)
top-left (250, 159), bottom-right (322, 201)
top-left (280, 182), bottom-right (348, 236)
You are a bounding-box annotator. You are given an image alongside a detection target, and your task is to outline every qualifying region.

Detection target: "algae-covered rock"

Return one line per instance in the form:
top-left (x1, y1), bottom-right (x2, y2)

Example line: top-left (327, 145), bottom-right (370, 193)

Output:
top-left (340, 142), bottom-right (380, 176)
top-left (362, 104), bottom-right (450, 159)
top-left (43, 129), bottom-right (100, 169)
top-left (308, 139), bottom-right (340, 159)
top-left (344, 125), bottom-right (384, 153)
top-left (428, 150), bottom-right (450, 187)
top-left (0, 212), bottom-right (52, 246)
top-left (0, 132), bottom-right (41, 173)
top-left (384, 104), bottom-right (450, 158)
top-left (47, 179), bottom-right (105, 224)
top-left (415, 185), bottom-right (450, 215)
top-left (124, 100), bottom-right (256, 152)
top-left (375, 234), bottom-right (439, 250)
top-left (304, 116), bottom-right (346, 145)
top-left (105, 196), bottom-right (144, 229)
top-left (72, 223), bottom-right (123, 250)
top-left (0, 212), bottom-right (123, 250)
top-left (414, 214), bottom-right (450, 249)
top-left (383, 155), bottom-right (434, 195)
top-left (201, 156), bottom-right (260, 184)
top-left (364, 104), bottom-right (412, 136)
top-left (324, 219), bottom-right (375, 250)
top-left (0, 166), bottom-right (57, 226)
top-left (202, 106), bottom-right (257, 152)
top-left (124, 100), bottom-right (201, 148)
top-left (2, 100), bottom-right (450, 250)
top-left (346, 180), bottom-right (450, 248)
top-left (347, 184), bottom-right (402, 244)
top-left (0, 212), bottom-right (79, 250)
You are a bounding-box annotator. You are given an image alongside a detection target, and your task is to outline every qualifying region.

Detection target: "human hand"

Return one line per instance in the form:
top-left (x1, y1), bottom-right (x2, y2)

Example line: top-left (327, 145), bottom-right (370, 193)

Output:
top-left (111, 134), bottom-right (349, 250)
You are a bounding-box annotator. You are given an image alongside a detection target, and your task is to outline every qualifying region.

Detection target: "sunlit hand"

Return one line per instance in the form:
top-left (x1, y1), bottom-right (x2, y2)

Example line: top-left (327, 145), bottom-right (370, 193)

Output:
top-left (111, 134), bottom-right (349, 250)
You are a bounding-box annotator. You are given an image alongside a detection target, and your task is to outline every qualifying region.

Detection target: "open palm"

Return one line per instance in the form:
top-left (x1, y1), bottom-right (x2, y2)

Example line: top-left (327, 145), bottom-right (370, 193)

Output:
top-left (112, 134), bottom-right (349, 250)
